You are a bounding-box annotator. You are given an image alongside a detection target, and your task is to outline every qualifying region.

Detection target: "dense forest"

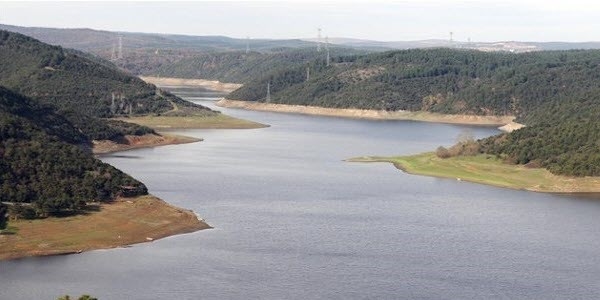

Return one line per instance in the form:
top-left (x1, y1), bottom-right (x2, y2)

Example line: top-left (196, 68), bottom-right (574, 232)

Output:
top-left (153, 47), bottom-right (366, 83)
top-left (0, 30), bottom-right (215, 141)
top-left (229, 48), bottom-right (600, 120)
top-left (228, 48), bottom-right (600, 176)
top-left (478, 90), bottom-right (600, 176)
top-left (0, 87), bottom-right (147, 219)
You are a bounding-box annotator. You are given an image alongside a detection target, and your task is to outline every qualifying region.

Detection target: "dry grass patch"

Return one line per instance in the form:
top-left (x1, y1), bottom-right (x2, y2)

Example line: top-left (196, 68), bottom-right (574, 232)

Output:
top-left (0, 195), bottom-right (210, 260)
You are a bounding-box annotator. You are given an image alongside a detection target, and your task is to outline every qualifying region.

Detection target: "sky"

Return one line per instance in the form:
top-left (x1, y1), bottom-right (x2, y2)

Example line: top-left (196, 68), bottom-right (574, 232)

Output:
top-left (1, 0), bottom-right (599, 42)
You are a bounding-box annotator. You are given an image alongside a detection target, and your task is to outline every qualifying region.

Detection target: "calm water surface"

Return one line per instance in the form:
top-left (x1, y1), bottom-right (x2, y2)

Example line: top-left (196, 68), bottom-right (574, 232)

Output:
top-left (1, 93), bottom-right (600, 299)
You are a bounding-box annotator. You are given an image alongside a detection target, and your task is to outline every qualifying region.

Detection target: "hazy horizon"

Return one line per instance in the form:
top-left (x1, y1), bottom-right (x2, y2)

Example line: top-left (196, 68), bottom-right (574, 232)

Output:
top-left (1, 0), bottom-right (600, 43)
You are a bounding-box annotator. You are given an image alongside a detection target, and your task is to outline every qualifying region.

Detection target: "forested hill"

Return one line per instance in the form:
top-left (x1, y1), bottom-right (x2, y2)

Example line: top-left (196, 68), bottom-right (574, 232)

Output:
top-left (0, 24), bottom-right (321, 77)
top-left (477, 86), bottom-right (600, 177)
top-left (228, 48), bottom-right (600, 123)
top-left (153, 47), bottom-right (367, 83)
top-left (228, 48), bottom-right (600, 177)
top-left (0, 87), bottom-right (147, 219)
top-left (0, 30), bottom-right (215, 141)
top-left (0, 30), bottom-right (211, 118)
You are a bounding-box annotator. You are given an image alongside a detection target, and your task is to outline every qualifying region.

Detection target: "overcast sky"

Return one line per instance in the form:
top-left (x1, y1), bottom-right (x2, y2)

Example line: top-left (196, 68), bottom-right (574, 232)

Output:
top-left (1, 0), bottom-right (599, 42)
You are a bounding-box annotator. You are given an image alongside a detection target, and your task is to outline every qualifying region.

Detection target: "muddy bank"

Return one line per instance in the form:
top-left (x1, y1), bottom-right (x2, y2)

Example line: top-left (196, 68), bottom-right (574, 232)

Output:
top-left (92, 133), bottom-right (201, 154)
top-left (218, 99), bottom-right (519, 127)
top-left (140, 76), bottom-right (242, 93)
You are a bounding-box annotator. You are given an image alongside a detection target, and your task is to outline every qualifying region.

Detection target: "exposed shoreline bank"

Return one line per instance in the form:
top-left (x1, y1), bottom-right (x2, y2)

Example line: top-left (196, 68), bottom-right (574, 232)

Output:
top-left (218, 99), bottom-right (522, 130)
top-left (348, 153), bottom-right (600, 193)
top-left (114, 114), bottom-right (268, 130)
top-left (92, 133), bottom-right (201, 154)
top-left (3, 134), bottom-right (207, 261)
top-left (140, 76), bottom-right (242, 93)
top-left (0, 195), bottom-right (210, 261)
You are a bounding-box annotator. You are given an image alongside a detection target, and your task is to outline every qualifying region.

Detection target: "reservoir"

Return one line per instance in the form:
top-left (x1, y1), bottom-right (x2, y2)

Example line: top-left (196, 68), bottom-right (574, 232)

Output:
top-left (1, 91), bottom-right (600, 299)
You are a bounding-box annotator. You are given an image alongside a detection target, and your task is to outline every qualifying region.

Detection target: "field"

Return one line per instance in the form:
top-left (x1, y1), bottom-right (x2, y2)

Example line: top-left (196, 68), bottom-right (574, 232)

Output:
top-left (349, 153), bottom-right (600, 193)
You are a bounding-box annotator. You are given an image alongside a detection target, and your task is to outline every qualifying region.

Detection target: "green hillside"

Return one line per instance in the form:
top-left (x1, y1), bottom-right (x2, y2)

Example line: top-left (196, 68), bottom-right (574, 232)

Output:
top-left (0, 30), bottom-right (215, 141)
top-left (229, 48), bottom-right (600, 120)
top-left (0, 87), bottom-right (147, 219)
top-left (153, 47), bottom-right (366, 83)
top-left (479, 107), bottom-right (600, 176)
top-left (229, 48), bottom-right (600, 177)
top-left (0, 24), bottom-right (322, 77)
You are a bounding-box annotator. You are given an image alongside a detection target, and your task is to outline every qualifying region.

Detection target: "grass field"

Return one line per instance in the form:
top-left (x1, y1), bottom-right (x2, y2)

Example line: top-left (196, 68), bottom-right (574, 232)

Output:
top-left (349, 153), bottom-right (600, 193)
top-left (115, 113), bottom-right (267, 130)
top-left (0, 195), bottom-right (210, 260)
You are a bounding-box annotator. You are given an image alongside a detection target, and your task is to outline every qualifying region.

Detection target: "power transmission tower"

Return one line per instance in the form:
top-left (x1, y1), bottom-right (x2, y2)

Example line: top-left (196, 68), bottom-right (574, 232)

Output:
top-left (246, 36), bottom-right (250, 54)
top-left (110, 92), bottom-right (117, 114)
top-left (266, 81), bottom-right (271, 103)
top-left (326, 36), bottom-right (330, 67)
top-left (306, 66), bottom-right (310, 81)
top-left (111, 43), bottom-right (116, 61)
top-left (449, 31), bottom-right (454, 47)
top-left (317, 28), bottom-right (322, 52)
top-left (118, 35), bottom-right (123, 59)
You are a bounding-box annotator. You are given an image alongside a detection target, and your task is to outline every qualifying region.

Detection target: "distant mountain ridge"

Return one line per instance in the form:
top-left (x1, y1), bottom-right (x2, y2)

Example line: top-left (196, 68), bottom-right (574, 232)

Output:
top-left (305, 37), bottom-right (600, 53)
top-left (4, 23), bottom-right (599, 54)
top-left (0, 24), bottom-right (316, 53)
top-left (0, 24), bottom-right (321, 77)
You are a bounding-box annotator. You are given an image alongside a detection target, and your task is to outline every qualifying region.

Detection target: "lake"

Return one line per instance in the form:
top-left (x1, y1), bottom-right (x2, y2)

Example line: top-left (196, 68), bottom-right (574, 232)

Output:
top-left (1, 92), bottom-right (600, 299)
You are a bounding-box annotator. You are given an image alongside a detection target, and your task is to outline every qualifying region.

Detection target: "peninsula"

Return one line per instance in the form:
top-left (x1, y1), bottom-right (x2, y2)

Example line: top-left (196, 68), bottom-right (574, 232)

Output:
top-left (349, 153), bottom-right (600, 193)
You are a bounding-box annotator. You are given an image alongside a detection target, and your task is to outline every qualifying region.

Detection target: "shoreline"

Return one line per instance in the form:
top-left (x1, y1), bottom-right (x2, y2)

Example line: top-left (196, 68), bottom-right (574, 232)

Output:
top-left (92, 133), bottom-right (201, 154)
top-left (2, 134), bottom-right (207, 261)
top-left (218, 99), bottom-right (522, 130)
top-left (348, 153), bottom-right (600, 193)
top-left (140, 76), bottom-right (242, 93)
top-left (0, 195), bottom-right (210, 261)
top-left (114, 114), bottom-right (268, 130)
